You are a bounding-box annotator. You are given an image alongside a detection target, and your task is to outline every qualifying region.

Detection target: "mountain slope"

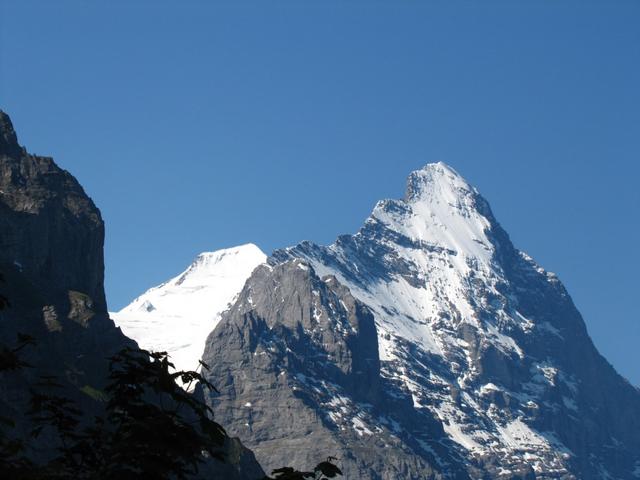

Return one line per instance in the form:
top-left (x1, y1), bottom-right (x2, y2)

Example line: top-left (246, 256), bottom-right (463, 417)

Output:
top-left (112, 244), bottom-right (266, 373)
top-left (202, 162), bottom-right (640, 479)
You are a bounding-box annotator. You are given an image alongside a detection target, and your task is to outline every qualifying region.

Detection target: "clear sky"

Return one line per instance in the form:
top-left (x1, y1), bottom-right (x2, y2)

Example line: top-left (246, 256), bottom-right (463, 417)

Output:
top-left (1, 0), bottom-right (638, 384)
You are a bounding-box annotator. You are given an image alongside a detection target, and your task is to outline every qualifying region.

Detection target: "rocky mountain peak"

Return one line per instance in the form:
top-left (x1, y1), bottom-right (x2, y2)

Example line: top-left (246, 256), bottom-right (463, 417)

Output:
top-left (200, 260), bottom-right (451, 479)
top-left (264, 163), bottom-right (640, 479)
top-left (369, 162), bottom-right (496, 272)
top-left (0, 111), bottom-right (107, 311)
top-left (0, 110), bottom-right (22, 158)
top-left (404, 162), bottom-right (474, 202)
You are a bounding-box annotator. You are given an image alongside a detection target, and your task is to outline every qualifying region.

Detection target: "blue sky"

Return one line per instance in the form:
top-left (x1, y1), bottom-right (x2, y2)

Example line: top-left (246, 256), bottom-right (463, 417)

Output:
top-left (1, 0), bottom-right (639, 384)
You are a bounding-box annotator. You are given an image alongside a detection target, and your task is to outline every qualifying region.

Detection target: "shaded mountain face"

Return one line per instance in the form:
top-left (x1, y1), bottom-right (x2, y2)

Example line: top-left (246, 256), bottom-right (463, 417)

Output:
top-left (0, 108), bottom-right (134, 463)
top-left (0, 111), bottom-right (264, 480)
top-left (0, 110), bottom-right (130, 396)
top-left (203, 163), bottom-right (640, 479)
top-left (112, 243), bottom-right (266, 374)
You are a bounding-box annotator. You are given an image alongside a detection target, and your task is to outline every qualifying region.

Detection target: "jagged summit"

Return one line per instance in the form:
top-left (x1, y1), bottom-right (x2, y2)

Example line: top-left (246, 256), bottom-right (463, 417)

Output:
top-left (0, 110), bottom-right (22, 158)
top-left (0, 110), bottom-right (106, 309)
top-left (404, 162), bottom-right (473, 200)
top-left (278, 163), bottom-right (515, 359)
top-left (263, 164), bottom-right (640, 479)
top-left (370, 162), bottom-right (495, 269)
top-left (112, 243), bottom-right (266, 374)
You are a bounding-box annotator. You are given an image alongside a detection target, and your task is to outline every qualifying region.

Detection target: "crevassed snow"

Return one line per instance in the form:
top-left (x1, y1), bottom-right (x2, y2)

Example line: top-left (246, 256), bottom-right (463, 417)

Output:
top-left (111, 243), bottom-right (266, 374)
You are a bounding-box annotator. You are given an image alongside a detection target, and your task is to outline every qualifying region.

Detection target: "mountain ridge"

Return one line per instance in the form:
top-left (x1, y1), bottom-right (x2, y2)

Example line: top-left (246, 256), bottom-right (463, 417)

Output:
top-left (112, 160), bottom-right (640, 478)
top-left (204, 162), bottom-right (640, 479)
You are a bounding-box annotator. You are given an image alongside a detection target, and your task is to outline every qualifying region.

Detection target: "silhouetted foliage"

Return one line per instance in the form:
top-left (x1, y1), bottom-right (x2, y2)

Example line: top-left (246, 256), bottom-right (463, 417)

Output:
top-left (0, 338), bottom-right (227, 479)
top-left (265, 457), bottom-right (343, 480)
top-left (0, 273), bottom-right (9, 310)
top-left (0, 333), bottom-right (37, 479)
top-left (93, 347), bottom-right (227, 479)
top-left (0, 333), bottom-right (35, 372)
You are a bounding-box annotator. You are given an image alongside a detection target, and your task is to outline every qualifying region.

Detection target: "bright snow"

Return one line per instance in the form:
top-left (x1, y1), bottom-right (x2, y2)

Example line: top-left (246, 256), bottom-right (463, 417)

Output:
top-left (111, 243), bottom-right (266, 375)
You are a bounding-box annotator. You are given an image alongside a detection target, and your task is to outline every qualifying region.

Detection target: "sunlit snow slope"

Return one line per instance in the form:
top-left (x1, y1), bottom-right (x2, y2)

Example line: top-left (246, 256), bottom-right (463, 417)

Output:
top-left (111, 244), bottom-right (266, 373)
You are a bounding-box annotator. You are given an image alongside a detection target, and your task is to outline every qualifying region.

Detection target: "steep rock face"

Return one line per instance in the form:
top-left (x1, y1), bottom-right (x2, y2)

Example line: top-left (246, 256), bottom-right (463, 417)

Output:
top-left (0, 111), bottom-right (264, 479)
top-left (0, 110), bottom-right (129, 395)
top-left (203, 259), bottom-right (468, 479)
top-left (0, 116), bottom-right (106, 313)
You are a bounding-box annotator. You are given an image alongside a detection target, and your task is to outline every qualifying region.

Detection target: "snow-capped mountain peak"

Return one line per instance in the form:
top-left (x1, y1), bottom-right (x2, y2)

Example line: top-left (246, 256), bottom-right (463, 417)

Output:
top-left (405, 161), bottom-right (475, 201)
top-left (112, 243), bottom-right (266, 373)
top-left (110, 162), bottom-right (640, 478)
top-left (278, 163), bottom-right (510, 361)
top-left (372, 162), bottom-right (494, 270)
top-left (164, 243), bottom-right (264, 290)
top-left (263, 163), bottom-right (640, 478)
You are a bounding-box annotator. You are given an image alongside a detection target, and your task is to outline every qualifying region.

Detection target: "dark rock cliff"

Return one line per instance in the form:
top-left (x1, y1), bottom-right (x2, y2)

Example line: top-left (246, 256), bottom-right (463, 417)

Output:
top-left (0, 110), bottom-right (264, 479)
top-left (0, 109), bottom-right (131, 400)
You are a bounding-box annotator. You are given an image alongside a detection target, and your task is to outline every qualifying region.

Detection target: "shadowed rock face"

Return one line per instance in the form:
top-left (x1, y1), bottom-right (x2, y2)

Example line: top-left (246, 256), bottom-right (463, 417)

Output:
top-left (0, 116), bottom-right (109, 314)
top-left (0, 110), bottom-right (133, 470)
top-left (0, 110), bottom-right (129, 394)
top-left (204, 163), bottom-right (640, 479)
top-left (0, 111), bottom-right (264, 479)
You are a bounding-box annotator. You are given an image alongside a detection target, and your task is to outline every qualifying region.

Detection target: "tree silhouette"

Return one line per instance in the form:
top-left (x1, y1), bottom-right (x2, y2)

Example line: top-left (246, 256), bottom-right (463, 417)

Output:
top-left (0, 275), bottom-right (9, 311)
top-left (264, 458), bottom-right (343, 480)
top-left (1, 341), bottom-right (228, 479)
